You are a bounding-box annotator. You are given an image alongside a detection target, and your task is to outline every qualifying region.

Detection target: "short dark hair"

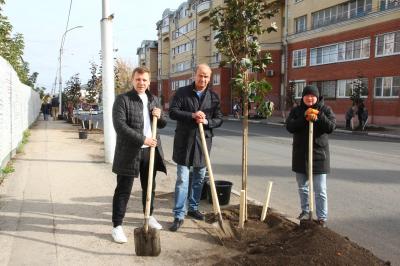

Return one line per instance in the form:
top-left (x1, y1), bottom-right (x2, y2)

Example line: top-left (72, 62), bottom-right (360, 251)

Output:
top-left (131, 67), bottom-right (150, 79)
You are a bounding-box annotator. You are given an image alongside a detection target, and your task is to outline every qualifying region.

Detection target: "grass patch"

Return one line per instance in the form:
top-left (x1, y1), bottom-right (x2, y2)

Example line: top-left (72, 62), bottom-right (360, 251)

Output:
top-left (1, 161), bottom-right (15, 175)
top-left (17, 130), bottom-right (30, 154)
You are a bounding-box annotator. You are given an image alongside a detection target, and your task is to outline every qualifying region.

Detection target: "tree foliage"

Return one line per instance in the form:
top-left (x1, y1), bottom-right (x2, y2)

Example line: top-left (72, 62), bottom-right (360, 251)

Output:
top-left (210, 0), bottom-right (279, 118)
top-left (86, 62), bottom-right (100, 105)
top-left (0, 1), bottom-right (30, 84)
top-left (114, 58), bottom-right (133, 95)
top-left (350, 78), bottom-right (368, 106)
top-left (64, 74), bottom-right (82, 107)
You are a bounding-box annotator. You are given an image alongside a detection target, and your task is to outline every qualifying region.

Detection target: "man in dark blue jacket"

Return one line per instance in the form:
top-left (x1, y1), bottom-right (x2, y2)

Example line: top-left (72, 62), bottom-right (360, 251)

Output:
top-left (169, 64), bottom-right (223, 232)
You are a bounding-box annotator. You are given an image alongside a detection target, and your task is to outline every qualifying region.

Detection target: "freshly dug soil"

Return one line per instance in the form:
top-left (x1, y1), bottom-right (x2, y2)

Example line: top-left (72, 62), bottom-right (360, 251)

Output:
top-left (206, 204), bottom-right (389, 266)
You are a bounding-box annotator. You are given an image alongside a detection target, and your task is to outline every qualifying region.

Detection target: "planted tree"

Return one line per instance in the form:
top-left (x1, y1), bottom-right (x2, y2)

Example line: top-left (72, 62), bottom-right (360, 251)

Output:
top-left (86, 62), bottom-right (100, 105)
top-left (350, 77), bottom-right (368, 106)
top-left (211, 0), bottom-right (279, 221)
top-left (64, 74), bottom-right (82, 108)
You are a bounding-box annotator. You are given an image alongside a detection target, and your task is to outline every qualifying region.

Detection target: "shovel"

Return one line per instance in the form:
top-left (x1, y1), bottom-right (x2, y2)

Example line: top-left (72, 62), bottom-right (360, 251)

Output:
top-left (134, 116), bottom-right (161, 256)
top-left (308, 120), bottom-right (314, 221)
top-left (198, 123), bottom-right (234, 239)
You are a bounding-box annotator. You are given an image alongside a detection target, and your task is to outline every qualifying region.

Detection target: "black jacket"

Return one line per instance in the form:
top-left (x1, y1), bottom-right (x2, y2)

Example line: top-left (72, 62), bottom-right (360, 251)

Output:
top-left (112, 89), bottom-right (167, 176)
top-left (169, 83), bottom-right (223, 167)
top-left (286, 97), bottom-right (336, 174)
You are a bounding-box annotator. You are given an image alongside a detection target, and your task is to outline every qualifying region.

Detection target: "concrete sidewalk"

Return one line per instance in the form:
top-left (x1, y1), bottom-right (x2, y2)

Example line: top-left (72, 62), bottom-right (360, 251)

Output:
top-left (0, 119), bottom-right (238, 265)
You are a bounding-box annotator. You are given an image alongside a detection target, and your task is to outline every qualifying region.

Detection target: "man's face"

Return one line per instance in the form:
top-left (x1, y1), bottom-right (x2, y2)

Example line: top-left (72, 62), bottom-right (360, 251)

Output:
top-left (302, 94), bottom-right (317, 107)
top-left (195, 66), bottom-right (211, 91)
top-left (132, 72), bottom-right (150, 94)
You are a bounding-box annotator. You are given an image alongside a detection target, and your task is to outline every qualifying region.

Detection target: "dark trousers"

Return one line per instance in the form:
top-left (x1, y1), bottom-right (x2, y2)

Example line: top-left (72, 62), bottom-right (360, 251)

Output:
top-left (112, 147), bottom-right (157, 227)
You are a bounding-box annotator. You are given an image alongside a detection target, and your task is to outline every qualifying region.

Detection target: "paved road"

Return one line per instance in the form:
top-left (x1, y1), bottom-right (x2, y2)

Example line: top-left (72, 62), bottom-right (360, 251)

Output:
top-left (160, 119), bottom-right (400, 264)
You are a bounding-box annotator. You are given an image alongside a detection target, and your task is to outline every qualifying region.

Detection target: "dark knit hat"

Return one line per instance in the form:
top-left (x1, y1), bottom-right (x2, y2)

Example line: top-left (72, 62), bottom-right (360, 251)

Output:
top-left (302, 85), bottom-right (319, 98)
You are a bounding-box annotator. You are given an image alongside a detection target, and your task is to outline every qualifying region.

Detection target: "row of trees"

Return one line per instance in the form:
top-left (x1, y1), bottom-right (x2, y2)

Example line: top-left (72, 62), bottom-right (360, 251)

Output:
top-left (63, 58), bottom-right (133, 108)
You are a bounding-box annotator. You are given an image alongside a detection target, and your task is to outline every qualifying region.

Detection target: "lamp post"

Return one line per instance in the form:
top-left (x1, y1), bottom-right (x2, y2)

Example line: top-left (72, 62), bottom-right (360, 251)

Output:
top-left (58, 25), bottom-right (83, 115)
top-left (176, 31), bottom-right (195, 77)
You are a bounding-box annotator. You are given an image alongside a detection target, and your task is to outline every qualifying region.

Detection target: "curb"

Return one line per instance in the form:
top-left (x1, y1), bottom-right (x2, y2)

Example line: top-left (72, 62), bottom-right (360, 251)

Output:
top-left (224, 117), bottom-right (400, 140)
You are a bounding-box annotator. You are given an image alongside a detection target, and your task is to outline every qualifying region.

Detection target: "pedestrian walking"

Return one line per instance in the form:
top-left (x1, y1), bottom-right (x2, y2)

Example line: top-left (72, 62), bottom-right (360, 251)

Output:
top-left (111, 67), bottom-right (167, 243)
top-left (168, 64), bottom-right (223, 232)
top-left (51, 95), bottom-right (60, 120)
top-left (286, 85), bottom-right (336, 227)
top-left (345, 105), bottom-right (356, 130)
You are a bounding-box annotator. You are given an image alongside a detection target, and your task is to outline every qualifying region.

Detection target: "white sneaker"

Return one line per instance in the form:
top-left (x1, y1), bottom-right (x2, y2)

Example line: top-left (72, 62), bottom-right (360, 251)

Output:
top-left (112, 225), bottom-right (127, 243)
top-left (148, 216), bottom-right (163, 230)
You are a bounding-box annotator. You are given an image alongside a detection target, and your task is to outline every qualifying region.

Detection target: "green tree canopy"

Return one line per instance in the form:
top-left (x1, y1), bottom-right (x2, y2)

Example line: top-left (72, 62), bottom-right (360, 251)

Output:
top-left (0, 1), bottom-right (30, 84)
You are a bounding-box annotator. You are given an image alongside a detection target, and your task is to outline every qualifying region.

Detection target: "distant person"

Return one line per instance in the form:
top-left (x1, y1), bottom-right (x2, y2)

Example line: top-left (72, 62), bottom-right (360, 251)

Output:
top-left (41, 99), bottom-right (51, 121)
top-left (233, 102), bottom-right (241, 119)
top-left (168, 64), bottom-right (223, 232)
top-left (51, 95), bottom-right (60, 120)
top-left (286, 85), bottom-right (336, 227)
top-left (345, 105), bottom-right (356, 130)
top-left (111, 67), bottom-right (167, 243)
top-left (357, 102), bottom-right (365, 130)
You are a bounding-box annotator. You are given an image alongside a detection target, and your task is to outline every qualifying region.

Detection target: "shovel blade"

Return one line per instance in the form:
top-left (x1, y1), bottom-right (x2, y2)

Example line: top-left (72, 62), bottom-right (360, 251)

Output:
top-left (134, 227), bottom-right (161, 256)
top-left (212, 219), bottom-right (234, 239)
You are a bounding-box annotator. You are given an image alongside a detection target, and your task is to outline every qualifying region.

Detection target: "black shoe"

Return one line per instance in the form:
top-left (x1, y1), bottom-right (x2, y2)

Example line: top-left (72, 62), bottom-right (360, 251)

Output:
top-left (169, 218), bottom-right (184, 232)
top-left (187, 210), bottom-right (204, 221)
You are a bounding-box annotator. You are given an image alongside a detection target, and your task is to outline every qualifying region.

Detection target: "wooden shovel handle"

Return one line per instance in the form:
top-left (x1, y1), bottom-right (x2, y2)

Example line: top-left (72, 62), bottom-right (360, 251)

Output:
top-left (308, 121), bottom-right (314, 216)
top-left (198, 123), bottom-right (221, 215)
top-left (144, 116), bottom-right (158, 232)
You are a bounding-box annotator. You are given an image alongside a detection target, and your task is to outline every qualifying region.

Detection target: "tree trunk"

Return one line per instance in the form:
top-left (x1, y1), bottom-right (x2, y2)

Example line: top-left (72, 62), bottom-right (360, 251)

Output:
top-left (242, 71), bottom-right (249, 221)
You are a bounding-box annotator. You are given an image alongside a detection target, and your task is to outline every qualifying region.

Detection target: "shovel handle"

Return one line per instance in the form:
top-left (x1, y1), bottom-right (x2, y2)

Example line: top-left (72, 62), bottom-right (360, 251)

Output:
top-left (144, 116), bottom-right (158, 232)
top-left (198, 123), bottom-right (221, 215)
top-left (308, 121), bottom-right (314, 218)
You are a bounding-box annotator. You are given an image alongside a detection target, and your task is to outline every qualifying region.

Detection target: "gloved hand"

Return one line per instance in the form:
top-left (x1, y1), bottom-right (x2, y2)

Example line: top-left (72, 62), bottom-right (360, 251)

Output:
top-left (306, 113), bottom-right (318, 122)
top-left (305, 108), bottom-right (319, 116)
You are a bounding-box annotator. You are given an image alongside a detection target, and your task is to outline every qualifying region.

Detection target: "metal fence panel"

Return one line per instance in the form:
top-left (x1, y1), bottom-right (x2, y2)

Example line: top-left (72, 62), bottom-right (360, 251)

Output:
top-left (0, 56), bottom-right (41, 168)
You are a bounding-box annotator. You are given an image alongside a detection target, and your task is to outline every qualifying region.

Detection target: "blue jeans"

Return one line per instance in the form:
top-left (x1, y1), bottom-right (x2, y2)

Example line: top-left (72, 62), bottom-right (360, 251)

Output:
top-left (173, 165), bottom-right (206, 220)
top-left (296, 172), bottom-right (328, 221)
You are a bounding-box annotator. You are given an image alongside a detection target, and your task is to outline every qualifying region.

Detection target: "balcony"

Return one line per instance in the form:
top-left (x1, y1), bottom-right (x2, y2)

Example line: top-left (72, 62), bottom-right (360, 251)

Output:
top-left (197, 1), bottom-right (210, 15)
top-left (161, 25), bottom-right (169, 35)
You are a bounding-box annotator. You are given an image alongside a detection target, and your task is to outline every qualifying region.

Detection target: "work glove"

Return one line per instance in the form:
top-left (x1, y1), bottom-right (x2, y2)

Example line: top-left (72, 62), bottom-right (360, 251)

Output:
top-left (306, 113), bottom-right (318, 122)
top-left (305, 108), bottom-right (319, 116)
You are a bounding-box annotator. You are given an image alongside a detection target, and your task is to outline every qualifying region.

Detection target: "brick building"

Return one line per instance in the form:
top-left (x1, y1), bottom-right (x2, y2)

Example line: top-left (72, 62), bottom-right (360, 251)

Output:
top-left (138, 0), bottom-right (400, 125)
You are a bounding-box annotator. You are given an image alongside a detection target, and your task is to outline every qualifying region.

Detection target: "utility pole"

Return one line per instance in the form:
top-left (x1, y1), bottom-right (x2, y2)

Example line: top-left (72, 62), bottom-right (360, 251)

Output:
top-left (101, 0), bottom-right (116, 163)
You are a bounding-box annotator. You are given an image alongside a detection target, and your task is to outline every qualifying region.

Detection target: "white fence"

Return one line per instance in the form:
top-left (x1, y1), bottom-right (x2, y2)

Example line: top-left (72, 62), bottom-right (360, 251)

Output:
top-left (0, 56), bottom-right (41, 168)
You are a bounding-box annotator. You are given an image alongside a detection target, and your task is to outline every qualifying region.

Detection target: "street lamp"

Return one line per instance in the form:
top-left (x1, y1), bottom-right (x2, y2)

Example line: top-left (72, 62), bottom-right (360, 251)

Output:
top-left (58, 25), bottom-right (83, 116)
top-left (176, 31), bottom-right (195, 77)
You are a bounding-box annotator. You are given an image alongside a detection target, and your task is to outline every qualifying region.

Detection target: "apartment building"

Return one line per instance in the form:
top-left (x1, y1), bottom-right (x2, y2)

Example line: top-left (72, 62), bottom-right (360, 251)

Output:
top-left (136, 40), bottom-right (159, 95)
top-left (287, 0), bottom-right (400, 124)
top-left (141, 0), bottom-right (399, 124)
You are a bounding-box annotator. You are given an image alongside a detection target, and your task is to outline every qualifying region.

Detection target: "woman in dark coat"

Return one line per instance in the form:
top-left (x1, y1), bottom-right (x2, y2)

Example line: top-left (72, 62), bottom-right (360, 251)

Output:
top-left (286, 85), bottom-right (336, 226)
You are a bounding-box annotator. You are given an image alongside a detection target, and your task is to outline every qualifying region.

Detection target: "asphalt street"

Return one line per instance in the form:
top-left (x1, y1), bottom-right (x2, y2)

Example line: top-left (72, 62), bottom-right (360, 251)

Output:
top-left (160, 119), bottom-right (400, 264)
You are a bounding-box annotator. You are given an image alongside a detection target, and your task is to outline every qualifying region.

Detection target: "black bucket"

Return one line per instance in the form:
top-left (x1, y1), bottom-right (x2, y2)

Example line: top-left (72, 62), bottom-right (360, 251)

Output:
top-left (79, 130), bottom-right (88, 139)
top-left (207, 180), bottom-right (233, 206)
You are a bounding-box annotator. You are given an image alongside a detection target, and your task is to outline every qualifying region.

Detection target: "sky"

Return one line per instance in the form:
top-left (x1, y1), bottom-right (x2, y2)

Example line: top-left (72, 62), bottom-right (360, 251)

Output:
top-left (3, 0), bottom-right (184, 93)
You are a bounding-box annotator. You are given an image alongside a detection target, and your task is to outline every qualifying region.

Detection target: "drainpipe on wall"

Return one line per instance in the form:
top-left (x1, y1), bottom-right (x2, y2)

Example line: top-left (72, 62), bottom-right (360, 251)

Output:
top-left (281, 0), bottom-right (289, 122)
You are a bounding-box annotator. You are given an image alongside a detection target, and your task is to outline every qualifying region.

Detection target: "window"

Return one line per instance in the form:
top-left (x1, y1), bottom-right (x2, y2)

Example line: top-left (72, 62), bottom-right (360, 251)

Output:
top-left (310, 81), bottom-right (336, 99)
top-left (171, 79), bottom-right (191, 91)
top-left (295, 15), bottom-right (307, 33)
top-left (380, 0), bottom-right (400, 10)
top-left (376, 30), bottom-right (400, 57)
top-left (337, 78), bottom-right (368, 97)
top-left (312, 0), bottom-right (372, 29)
top-left (212, 52), bottom-right (221, 64)
top-left (213, 73), bottom-right (220, 85)
top-left (310, 38), bottom-right (370, 65)
top-left (375, 76), bottom-right (400, 98)
top-left (294, 0), bottom-right (303, 3)
top-left (292, 49), bottom-right (307, 67)
top-left (293, 81), bottom-right (306, 98)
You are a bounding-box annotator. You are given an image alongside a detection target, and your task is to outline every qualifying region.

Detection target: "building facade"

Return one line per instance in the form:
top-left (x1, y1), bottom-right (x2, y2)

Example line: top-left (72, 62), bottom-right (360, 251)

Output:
top-left (139, 0), bottom-right (400, 125)
top-left (136, 40), bottom-right (159, 95)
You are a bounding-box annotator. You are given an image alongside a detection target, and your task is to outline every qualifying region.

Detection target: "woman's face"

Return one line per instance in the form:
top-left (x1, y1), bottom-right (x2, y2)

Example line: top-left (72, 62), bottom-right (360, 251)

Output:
top-left (302, 94), bottom-right (317, 107)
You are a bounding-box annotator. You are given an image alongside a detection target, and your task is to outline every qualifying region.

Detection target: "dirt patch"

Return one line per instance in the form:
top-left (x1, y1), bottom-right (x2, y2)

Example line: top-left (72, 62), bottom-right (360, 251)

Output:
top-left (206, 205), bottom-right (389, 266)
